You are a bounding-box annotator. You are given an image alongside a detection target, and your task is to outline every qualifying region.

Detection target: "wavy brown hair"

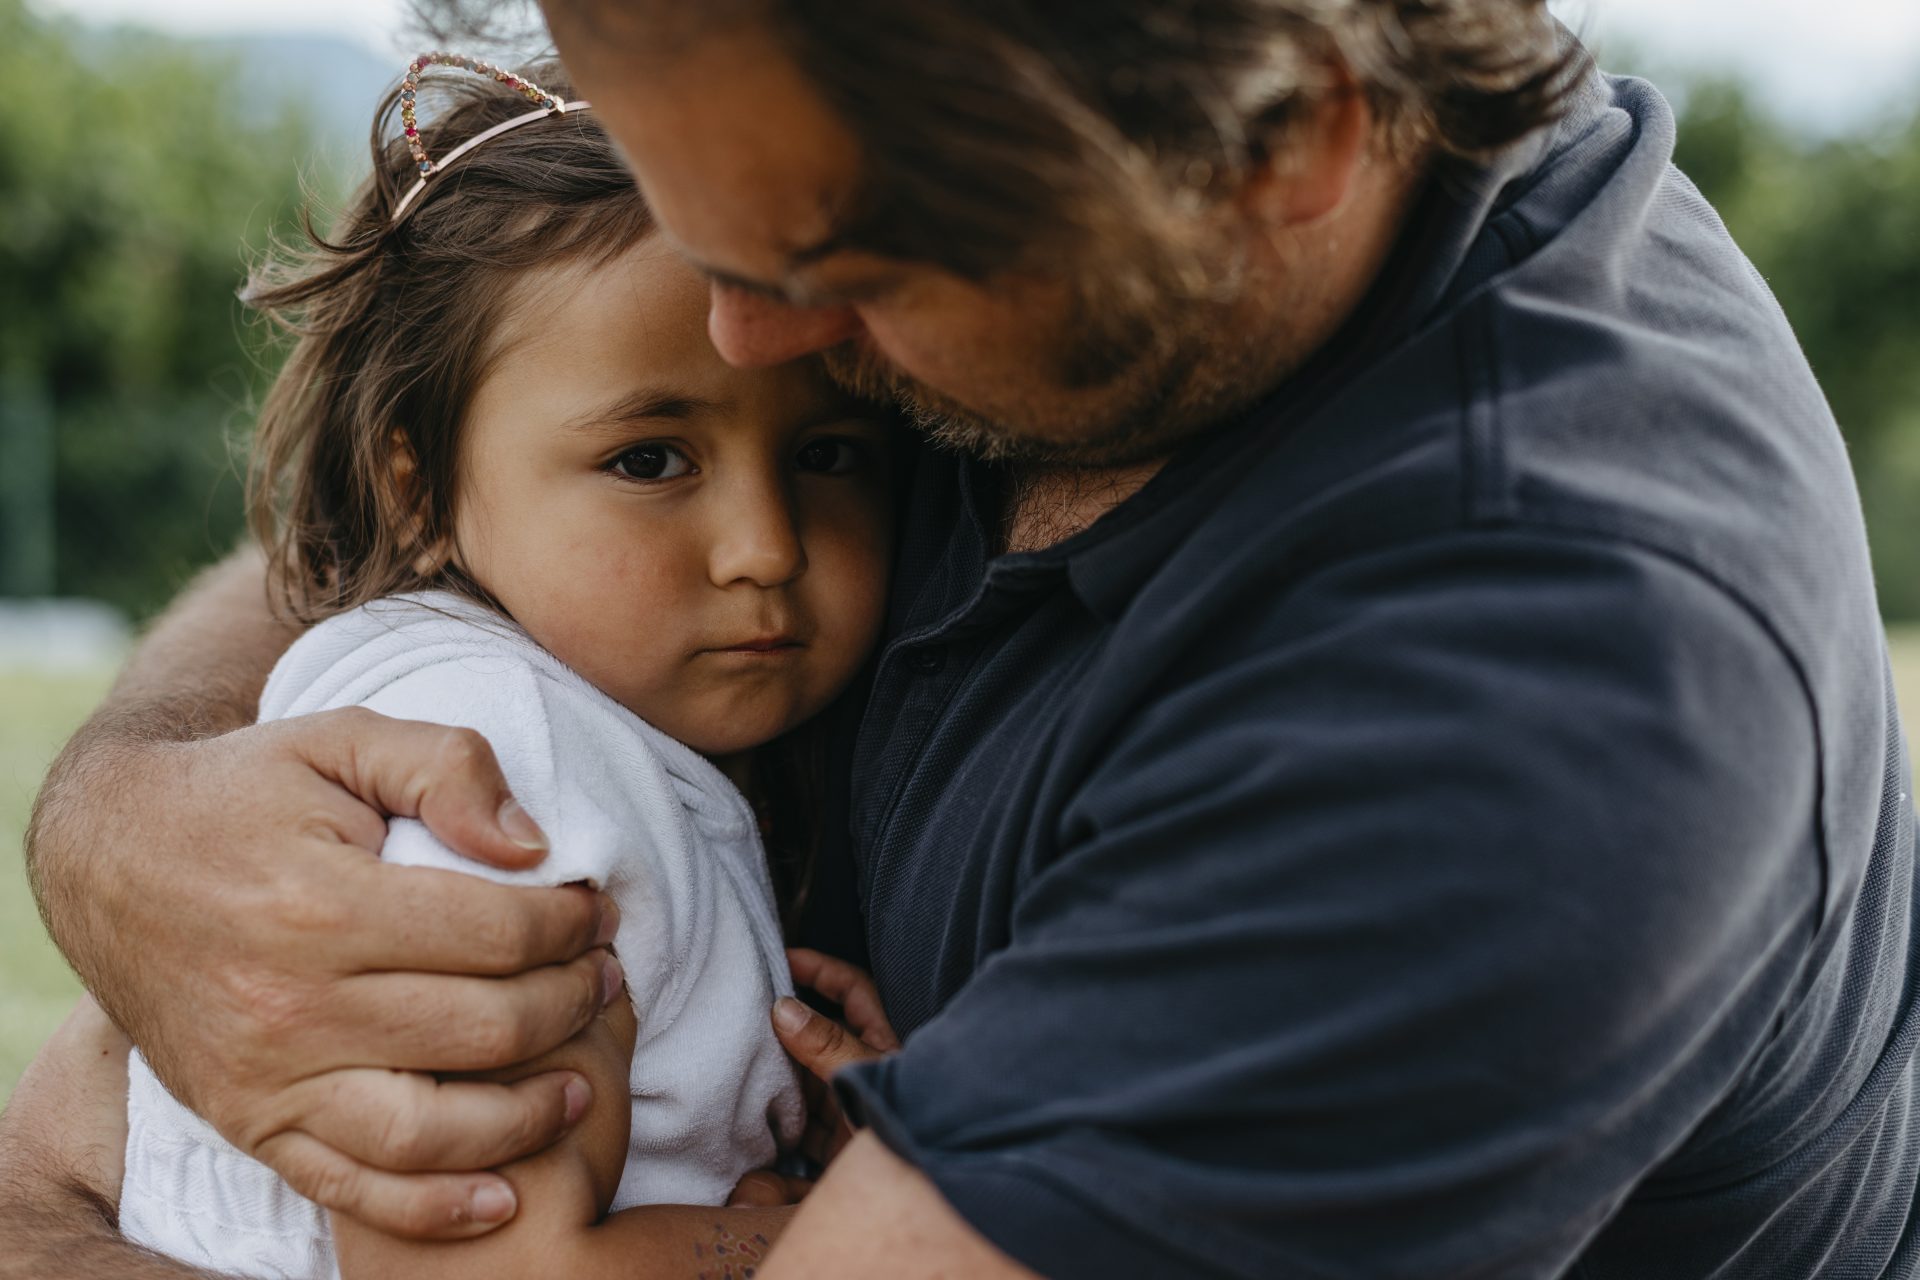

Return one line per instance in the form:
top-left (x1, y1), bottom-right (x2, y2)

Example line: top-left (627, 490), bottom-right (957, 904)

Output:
top-left (529, 0), bottom-right (1586, 291)
top-left (244, 62), bottom-right (652, 625)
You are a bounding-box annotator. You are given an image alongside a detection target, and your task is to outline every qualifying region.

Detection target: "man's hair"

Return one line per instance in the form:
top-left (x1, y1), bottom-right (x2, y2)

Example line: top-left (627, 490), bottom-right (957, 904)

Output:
top-left (760, 1), bottom-right (1585, 281)
top-left (516, 0), bottom-right (1583, 288)
top-left (245, 62), bottom-right (652, 624)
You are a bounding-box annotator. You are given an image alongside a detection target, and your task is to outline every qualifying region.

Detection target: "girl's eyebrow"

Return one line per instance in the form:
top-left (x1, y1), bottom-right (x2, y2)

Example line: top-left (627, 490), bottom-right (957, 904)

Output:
top-left (562, 389), bottom-right (721, 434)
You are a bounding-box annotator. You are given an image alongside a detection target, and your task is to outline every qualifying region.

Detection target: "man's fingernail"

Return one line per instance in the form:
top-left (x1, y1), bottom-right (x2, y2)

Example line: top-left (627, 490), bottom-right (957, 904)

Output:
top-left (600, 954), bottom-right (625, 1008)
top-left (563, 1075), bottom-right (592, 1124)
top-left (497, 797), bottom-right (548, 852)
top-left (774, 996), bottom-right (812, 1034)
top-left (593, 896), bottom-right (621, 947)
top-left (469, 1182), bottom-right (516, 1223)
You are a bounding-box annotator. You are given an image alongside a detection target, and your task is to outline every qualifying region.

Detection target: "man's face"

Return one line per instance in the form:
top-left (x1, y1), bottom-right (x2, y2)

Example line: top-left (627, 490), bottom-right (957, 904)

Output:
top-left (545, 14), bottom-right (1262, 466)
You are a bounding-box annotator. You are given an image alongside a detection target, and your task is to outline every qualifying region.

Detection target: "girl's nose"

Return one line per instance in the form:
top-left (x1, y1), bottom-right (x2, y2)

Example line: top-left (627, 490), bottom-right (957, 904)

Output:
top-left (707, 282), bottom-right (863, 368)
top-left (709, 486), bottom-right (807, 589)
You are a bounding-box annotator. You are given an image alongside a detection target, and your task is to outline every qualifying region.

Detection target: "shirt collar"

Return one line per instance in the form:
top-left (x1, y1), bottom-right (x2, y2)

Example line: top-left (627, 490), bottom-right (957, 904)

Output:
top-left (1045, 70), bottom-right (1595, 622)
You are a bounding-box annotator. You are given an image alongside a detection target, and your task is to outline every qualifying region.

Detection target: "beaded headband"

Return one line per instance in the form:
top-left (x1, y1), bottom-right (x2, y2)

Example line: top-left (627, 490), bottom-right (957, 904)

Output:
top-left (392, 53), bottom-right (592, 222)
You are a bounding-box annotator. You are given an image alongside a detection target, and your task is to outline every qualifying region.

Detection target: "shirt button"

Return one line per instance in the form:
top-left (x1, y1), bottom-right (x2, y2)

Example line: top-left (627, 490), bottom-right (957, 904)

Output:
top-left (908, 646), bottom-right (947, 675)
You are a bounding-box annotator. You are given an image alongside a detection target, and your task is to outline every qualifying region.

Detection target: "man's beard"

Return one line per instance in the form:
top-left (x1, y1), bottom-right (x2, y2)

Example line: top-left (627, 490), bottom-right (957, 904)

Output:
top-left (819, 282), bottom-right (1261, 470)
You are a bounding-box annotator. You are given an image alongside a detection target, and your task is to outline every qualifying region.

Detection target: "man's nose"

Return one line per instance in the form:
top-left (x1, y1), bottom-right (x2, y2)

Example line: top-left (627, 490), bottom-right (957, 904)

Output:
top-left (707, 282), bottom-right (863, 368)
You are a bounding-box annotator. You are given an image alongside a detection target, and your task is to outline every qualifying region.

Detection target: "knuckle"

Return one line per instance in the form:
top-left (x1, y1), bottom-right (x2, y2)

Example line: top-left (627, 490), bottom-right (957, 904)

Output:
top-left (498, 1090), bottom-right (551, 1156)
top-left (329, 705), bottom-right (378, 732)
top-left (261, 877), bottom-right (353, 937)
top-left (572, 957), bottom-right (606, 1019)
top-left (223, 967), bottom-right (313, 1043)
top-left (433, 727), bottom-right (495, 779)
top-left (322, 705), bottom-right (384, 745)
top-left (476, 909), bottom-right (541, 970)
top-left (460, 1009), bottom-right (532, 1066)
top-left (293, 1153), bottom-right (362, 1214)
top-left (801, 1017), bottom-right (843, 1058)
top-left (371, 1096), bottom-right (432, 1168)
top-left (415, 985), bottom-right (522, 1070)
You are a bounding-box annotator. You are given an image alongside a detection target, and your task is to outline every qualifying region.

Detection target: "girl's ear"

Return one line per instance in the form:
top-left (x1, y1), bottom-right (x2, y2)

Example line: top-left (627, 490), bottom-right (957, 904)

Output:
top-left (387, 429), bottom-right (453, 577)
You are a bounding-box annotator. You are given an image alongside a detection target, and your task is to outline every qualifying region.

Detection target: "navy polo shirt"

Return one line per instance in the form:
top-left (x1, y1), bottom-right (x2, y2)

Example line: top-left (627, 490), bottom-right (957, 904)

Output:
top-left (826, 68), bottom-right (1919, 1279)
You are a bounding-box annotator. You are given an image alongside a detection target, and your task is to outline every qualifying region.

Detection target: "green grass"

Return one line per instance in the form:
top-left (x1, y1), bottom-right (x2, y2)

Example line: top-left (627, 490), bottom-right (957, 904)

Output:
top-left (1895, 629), bottom-right (1920, 735)
top-left (4, 633), bottom-right (1920, 1105)
top-left (1, 667), bottom-right (110, 1106)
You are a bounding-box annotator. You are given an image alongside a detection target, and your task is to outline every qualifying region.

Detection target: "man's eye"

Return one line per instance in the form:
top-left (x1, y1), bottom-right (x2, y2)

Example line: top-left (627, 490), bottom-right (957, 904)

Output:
top-left (610, 443), bottom-right (695, 481)
top-left (795, 438), bottom-right (863, 475)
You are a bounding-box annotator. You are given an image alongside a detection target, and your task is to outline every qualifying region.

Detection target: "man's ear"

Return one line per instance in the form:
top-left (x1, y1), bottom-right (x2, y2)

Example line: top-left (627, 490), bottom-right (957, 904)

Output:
top-left (1234, 71), bottom-right (1374, 229)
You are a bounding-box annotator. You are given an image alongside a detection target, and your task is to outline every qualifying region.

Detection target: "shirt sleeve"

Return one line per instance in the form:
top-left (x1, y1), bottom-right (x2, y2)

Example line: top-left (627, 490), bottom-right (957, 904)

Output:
top-left (356, 656), bottom-right (692, 1030)
top-left (836, 530), bottom-right (1824, 1280)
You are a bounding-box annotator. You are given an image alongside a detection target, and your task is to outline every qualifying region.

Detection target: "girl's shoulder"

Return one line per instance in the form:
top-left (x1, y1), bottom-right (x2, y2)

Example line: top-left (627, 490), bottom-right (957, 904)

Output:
top-left (260, 590), bottom-right (757, 846)
top-left (260, 590), bottom-right (553, 720)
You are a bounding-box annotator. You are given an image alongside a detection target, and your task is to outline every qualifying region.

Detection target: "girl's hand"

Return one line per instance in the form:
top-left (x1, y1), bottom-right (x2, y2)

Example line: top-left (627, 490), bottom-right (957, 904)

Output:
top-left (769, 949), bottom-right (901, 1173)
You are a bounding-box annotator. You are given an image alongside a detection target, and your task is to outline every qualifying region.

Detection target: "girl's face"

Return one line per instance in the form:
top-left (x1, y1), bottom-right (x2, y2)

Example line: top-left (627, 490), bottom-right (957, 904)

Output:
top-left (450, 235), bottom-right (894, 760)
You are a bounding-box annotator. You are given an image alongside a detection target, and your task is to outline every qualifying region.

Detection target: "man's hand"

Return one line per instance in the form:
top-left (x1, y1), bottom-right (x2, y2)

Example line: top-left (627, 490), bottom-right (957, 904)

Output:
top-left (30, 704), bottom-right (623, 1239)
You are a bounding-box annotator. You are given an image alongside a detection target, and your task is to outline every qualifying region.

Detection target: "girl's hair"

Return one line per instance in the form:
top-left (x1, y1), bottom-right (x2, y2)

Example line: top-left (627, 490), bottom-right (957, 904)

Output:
top-left (245, 62), bottom-right (654, 626)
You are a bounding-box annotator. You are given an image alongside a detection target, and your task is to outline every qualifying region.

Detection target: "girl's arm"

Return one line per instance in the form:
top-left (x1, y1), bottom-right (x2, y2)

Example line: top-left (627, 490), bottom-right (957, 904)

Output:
top-left (331, 992), bottom-right (794, 1280)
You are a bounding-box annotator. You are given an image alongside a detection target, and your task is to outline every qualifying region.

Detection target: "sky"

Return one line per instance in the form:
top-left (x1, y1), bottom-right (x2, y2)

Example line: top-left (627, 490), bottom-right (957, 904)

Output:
top-left (33, 0), bottom-right (1920, 132)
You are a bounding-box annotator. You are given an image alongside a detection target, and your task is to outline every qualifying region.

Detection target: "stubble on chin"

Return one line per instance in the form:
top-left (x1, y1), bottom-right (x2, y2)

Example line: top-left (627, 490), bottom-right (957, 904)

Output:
top-left (819, 282), bottom-right (1284, 471)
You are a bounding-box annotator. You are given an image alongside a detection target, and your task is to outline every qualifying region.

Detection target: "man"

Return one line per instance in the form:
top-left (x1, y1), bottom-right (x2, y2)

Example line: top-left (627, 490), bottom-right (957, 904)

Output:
top-left (5, 1), bottom-right (1915, 1276)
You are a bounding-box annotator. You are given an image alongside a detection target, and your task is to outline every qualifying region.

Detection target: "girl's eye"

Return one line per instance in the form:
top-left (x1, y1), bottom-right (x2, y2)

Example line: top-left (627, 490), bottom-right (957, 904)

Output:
top-left (609, 443), bottom-right (694, 481)
top-left (795, 438), bottom-right (862, 475)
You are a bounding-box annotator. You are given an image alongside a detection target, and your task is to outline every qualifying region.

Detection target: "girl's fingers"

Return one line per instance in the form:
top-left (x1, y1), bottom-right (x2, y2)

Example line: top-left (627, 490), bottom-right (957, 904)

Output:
top-left (772, 995), bottom-right (883, 1082)
top-left (726, 1169), bottom-right (816, 1207)
top-left (786, 948), bottom-right (901, 1052)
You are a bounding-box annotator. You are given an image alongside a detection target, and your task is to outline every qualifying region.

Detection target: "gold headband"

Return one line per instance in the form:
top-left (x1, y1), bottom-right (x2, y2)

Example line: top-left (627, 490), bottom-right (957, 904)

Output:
top-left (392, 53), bottom-right (592, 223)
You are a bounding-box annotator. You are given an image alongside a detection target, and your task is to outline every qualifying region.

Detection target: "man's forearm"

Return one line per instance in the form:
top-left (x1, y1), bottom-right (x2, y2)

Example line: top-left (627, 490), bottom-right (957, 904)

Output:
top-left (70, 543), bottom-right (293, 744)
top-left (0, 999), bottom-right (219, 1280)
top-left (0, 1178), bottom-right (216, 1280)
top-left (25, 545), bottom-right (298, 1002)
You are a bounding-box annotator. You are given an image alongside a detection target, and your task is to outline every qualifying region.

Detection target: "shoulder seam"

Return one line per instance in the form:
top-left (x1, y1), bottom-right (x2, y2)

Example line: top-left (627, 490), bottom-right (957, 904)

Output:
top-left (1280, 519), bottom-right (1832, 943)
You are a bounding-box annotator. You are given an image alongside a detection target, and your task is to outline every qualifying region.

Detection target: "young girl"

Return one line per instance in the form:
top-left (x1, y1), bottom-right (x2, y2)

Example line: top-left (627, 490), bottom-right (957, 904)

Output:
top-left (115, 57), bottom-right (896, 1280)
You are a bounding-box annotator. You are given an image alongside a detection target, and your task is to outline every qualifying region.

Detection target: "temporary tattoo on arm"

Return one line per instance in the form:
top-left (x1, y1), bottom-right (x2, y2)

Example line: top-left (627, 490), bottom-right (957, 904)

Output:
top-left (692, 1223), bottom-right (771, 1280)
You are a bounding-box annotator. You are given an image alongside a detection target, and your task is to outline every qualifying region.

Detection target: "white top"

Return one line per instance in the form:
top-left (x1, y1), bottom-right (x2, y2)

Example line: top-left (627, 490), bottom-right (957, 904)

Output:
top-left (121, 592), bottom-right (805, 1280)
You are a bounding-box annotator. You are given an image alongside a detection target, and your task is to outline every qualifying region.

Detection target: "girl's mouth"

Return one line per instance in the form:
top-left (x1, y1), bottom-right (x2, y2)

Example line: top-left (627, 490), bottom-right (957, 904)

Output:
top-left (708, 635), bottom-right (804, 655)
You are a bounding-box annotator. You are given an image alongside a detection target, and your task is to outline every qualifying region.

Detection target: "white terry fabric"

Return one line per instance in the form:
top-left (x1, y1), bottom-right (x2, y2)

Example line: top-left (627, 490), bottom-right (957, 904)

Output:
top-left (121, 592), bottom-right (804, 1279)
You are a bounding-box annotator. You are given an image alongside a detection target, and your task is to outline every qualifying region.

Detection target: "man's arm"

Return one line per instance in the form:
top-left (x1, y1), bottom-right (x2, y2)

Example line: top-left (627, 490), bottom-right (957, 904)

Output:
top-left (27, 547), bottom-right (295, 1005)
top-left (23, 548), bottom-right (621, 1237)
top-left (761, 1133), bottom-right (1032, 1280)
top-left (756, 991), bottom-right (1033, 1280)
top-left (0, 998), bottom-right (214, 1280)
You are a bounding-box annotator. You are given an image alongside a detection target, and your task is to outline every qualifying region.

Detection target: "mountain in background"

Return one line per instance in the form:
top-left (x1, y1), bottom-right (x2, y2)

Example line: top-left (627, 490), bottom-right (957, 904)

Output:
top-left (66, 21), bottom-right (406, 181)
top-left (196, 33), bottom-right (401, 172)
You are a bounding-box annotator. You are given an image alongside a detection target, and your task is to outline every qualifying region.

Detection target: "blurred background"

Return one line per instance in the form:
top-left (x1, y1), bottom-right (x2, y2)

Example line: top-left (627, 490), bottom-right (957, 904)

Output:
top-left (2, 0), bottom-right (1918, 1099)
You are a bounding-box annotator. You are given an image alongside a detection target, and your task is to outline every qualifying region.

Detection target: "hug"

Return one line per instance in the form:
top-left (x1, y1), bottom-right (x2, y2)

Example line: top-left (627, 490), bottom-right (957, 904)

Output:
top-left (4, 2), bottom-right (1915, 1278)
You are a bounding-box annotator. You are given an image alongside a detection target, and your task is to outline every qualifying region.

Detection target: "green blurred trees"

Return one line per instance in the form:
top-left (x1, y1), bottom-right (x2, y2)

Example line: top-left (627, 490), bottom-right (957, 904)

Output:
top-left (0, 0), bottom-right (317, 616)
top-left (1, 2), bottom-right (1917, 619)
top-left (1672, 78), bottom-right (1920, 619)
